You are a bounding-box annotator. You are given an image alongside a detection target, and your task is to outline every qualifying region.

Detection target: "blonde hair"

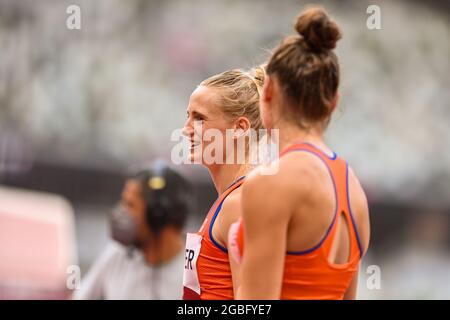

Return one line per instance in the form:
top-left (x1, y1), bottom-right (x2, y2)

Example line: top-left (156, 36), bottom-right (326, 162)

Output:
top-left (200, 65), bottom-right (266, 131)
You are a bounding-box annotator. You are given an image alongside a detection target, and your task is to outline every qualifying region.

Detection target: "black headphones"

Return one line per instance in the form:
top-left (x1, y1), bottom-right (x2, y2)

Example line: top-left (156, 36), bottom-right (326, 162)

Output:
top-left (138, 160), bottom-right (190, 235)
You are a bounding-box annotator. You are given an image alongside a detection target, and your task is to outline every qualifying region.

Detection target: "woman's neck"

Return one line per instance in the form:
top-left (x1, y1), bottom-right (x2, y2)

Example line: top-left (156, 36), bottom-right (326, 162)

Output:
top-left (207, 163), bottom-right (250, 195)
top-left (276, 118), bottom-right (329, 153)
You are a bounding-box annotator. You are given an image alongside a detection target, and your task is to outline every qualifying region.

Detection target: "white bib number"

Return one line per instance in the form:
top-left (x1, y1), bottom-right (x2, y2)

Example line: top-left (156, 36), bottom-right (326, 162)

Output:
top-left (183, 233), bottom-right (202, 296)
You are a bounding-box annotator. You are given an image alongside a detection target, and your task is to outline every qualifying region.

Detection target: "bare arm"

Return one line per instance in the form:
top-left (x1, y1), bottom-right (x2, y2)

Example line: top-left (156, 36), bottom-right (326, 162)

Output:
top-left (344, 167), bottom-right (370, 300)
top-left (237, 172), bottom-right (291, 300)
top-left (213, 192), bottom-right (244, 299)
top-left (228, 246), bottom-right (242, 298)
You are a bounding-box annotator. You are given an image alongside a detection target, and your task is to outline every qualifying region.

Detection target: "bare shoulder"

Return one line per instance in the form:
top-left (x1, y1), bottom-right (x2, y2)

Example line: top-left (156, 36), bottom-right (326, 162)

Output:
top-left (220, 189), bottom-right (242, 222)
top-left (242, 153), bottom-right (320, 222)
top-left (214, 187), bottom-right (243, 247)
top-left (249, 151), bottom-right (325, 192)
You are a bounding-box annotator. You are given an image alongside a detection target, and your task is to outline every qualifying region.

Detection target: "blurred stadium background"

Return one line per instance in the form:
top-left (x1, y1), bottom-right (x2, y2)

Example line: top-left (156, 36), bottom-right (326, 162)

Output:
top-left (0, 0), bottom-right (449, 299)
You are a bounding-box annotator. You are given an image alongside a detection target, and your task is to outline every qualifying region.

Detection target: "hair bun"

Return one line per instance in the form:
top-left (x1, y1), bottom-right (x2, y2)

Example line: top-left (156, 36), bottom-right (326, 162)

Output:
top-left (249, 64), bottom-right (266, 85)
top-left (294, 6), bottom-right (342, 51)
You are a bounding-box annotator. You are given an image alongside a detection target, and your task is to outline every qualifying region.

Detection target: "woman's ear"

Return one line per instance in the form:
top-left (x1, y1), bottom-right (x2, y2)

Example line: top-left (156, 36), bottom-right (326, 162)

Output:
top-left (260, 75), bottom-right (275, 129)
top-left (330, 92), bottom-right (340, 112)
top-left (262, 76), bottom-right (273, 104)
top-left (234, 117), bottom-right (251, 138)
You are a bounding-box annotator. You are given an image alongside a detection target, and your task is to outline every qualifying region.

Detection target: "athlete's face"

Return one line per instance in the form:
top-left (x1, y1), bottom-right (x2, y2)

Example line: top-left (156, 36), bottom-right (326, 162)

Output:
top-left (183, 85), bottom-right (235, 165)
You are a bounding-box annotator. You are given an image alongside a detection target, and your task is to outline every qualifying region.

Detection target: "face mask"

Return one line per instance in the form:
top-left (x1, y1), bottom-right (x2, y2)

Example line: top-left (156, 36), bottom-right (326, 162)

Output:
top-left (110, 204), bottom-right (139, 247)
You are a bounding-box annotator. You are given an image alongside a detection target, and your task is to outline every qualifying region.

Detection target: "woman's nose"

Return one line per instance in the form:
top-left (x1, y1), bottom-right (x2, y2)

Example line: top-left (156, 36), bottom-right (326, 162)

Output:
top-left (182, 118), bottom-right (193, 137)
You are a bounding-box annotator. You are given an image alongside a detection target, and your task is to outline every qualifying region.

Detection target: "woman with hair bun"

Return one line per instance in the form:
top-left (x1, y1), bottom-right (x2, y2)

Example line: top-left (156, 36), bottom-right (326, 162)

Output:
top-left (229, 6), bottom-right (370, 300)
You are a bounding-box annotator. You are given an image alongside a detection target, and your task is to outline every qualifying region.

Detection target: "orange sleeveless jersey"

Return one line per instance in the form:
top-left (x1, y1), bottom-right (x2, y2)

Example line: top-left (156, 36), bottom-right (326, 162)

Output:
top-left (183, 176), bottom-right (245, 300)
top-left (231, 143), bottom-right (364, 300)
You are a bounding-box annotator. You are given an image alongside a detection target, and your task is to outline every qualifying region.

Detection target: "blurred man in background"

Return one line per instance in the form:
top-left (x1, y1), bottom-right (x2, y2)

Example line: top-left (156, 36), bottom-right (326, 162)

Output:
top-left (74, 160), bottom-right (191, 299)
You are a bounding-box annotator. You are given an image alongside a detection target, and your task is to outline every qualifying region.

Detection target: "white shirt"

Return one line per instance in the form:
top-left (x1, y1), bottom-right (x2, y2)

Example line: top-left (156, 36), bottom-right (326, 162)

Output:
top-left (74, 241), bottom-right (184, 300)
